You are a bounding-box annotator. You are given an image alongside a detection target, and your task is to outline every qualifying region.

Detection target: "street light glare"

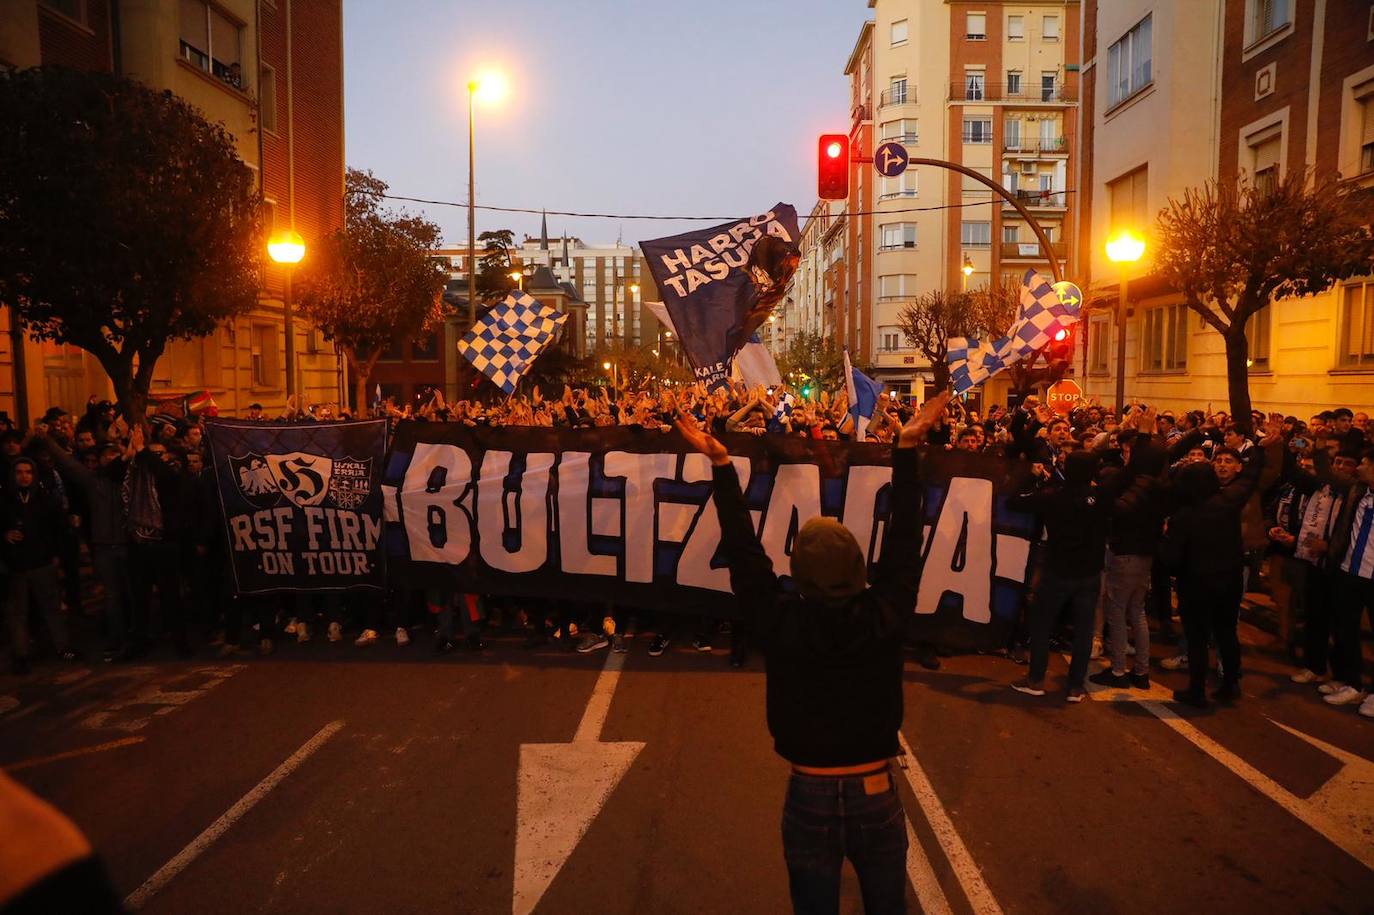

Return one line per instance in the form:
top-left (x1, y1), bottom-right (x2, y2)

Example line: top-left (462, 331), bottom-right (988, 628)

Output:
top-left (508, 270), bottom-right (521, 281)
top-left (602, 361), bottom-right (612, 370)
top-left (471, 70), bottom-right (507, 104)
top-left (267, 229), bottom-right (305, 264)
top-left (1106, 231), bottom-right (1146, 263)
top-left (629, 284), bottom-right (639, 294)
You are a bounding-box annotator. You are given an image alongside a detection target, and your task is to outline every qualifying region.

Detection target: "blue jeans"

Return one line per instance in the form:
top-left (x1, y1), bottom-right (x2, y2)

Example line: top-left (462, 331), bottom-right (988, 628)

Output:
top-left (1027, 571), bottom-right (1102, 688)
top-left (781, 767), bottom-right (908, 915)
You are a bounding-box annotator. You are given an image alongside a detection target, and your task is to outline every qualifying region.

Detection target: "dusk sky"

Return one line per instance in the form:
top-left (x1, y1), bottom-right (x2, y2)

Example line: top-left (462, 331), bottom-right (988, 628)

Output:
top-left (343, 0), bottom-right (867, 247)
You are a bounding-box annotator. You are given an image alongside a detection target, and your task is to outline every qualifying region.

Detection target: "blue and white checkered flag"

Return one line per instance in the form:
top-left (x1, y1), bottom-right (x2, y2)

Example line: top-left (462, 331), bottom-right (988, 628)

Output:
top-left (457, 291), bottom-right (567, 395)
top-left (948, 336), bottom-right (1009, 395)
top-left (1002, 269), bottom-right (1081, 368)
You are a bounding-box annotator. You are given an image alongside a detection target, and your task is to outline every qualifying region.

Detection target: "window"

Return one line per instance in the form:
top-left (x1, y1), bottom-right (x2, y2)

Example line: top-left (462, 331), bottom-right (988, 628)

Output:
top-left (1246, 307), bottom-right (1272, 369)
top-left (888, 77), bottom-right (908, 105)
top-left (880, 223), bottom-right (918, 250)
top-left (879, 274), bottom-right (918, 299)
top-left (1003, 224), bottom-right (1020, 243)
top-left (962, 117), bottom-right (992, 143)
top-left (39, 0), bottom-right (85, 22)
top-left (1108, 166), bottom-right (1149, 233)
top-left (1362, 95), bottom-right (1374, 174)
top-left (1340, 281), bottom-right (1374, 367)
top-left (1108, 15), bottom-right (1153, 108)
top-left (881, 118), bottom-right (918, 143)
top-left (961, 221), bottom-right (992, 246)
top-left (259, 63), bottom-right (277, 132)
top-left (880, 170), bottom-right (918, 199)
top-left (967, 13), bottom-right (986, 39)
top-left (1006, 71), bottom-right (1022, 97)
top-left (1251, 0), bottom-right (1291, 42)
top-left (880, 329), bottom-right (902, 351)
top-left (1142, 304), bottom-right (1187, 372)
top-left (1041, 73), bottom-right (1057, 101)
top-left (250, 324), bottom-right (279, 386)
top-left (1004, 116), bottom-right (1021, 148)
top-left (180, 0), bottom-right (243, 88)
top-left (1043, 15), bottom-right (1060, 40)
top-left (891, 18), bottom-right (908, 45)
top-left (1250, 131), bottom-right (1282, 195)
top-left (412, 333), bottom-right (438, 362)
top-left (1088, 317), bottom-right (1110, 373)
top-left (1008, 15), bottom-right (1024, 39)
top-left (965, 70), bottom-right (986, 100)
top-left (262, 199), bottom-right (277, 234)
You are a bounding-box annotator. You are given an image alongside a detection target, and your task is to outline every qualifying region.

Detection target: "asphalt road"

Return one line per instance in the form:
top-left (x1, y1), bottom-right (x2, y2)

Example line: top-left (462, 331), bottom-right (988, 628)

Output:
top-left (3, 619), bottom-right (1373, 915)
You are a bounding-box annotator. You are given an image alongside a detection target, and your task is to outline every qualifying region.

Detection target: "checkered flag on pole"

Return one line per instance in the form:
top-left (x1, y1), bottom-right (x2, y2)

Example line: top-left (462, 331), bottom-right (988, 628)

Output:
top-left (457, 291), bottom-right (568, 395)
top-left (1002, 269), bottom-right (1082, 369)
top-left (947, 336), bottom-right (1009, 395)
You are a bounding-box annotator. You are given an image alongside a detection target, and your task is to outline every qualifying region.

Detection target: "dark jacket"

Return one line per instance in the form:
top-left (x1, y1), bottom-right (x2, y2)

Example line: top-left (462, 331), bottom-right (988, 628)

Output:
top-left (711, 446), bottom-right (923, 768)
top-left (1105, 442), bottom-right (1172, 557)
top-left (1, 464), bottom-right (63, 573)
top-left (1009, 451), bottom-right (1110, 578)
top-left (39, 439), bottom-right (127, 547)
top-left (1160, 450), bottom-right (1266, 578)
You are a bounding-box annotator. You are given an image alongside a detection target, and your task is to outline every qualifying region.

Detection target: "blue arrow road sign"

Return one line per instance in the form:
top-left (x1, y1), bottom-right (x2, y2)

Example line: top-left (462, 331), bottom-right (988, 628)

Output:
top-left (873, 142), bottom-right (909, 178)
top-left (1051, 281), bottom-right (1083, 311)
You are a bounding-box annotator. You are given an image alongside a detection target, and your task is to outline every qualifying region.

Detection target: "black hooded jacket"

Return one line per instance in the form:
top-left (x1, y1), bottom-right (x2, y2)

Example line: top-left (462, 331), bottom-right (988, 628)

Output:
top-left (1105, 441), bottom-right (1174, 556)
top-left (1008, 450), bottom-right (1111, 578)
top-left (711, 446), bottom-right (923, 767)
top-left (1, 459), bottom-right (63, 572)
top-left (1160, 451), bottom-right (1266, 578)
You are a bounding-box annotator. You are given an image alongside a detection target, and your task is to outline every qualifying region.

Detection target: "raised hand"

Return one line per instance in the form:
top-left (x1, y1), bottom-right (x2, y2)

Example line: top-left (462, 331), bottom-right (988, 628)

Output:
top-left (899, 390), bottom-right (953, 448)
top-left (675, 411), bottom-right (730, 466)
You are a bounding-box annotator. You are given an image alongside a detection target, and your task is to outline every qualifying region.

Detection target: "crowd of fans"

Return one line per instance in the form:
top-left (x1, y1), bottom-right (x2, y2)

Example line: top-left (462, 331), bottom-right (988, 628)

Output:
top-left (1, 385), bottom-right (1372, 721)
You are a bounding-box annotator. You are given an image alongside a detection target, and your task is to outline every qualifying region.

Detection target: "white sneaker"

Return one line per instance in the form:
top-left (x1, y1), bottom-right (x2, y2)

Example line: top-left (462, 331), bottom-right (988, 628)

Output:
top-left (284, 618), bottom-right (299, 635)
top-left (1290, 669), bottom-right (1325, 684)
top-left (1359, 694), bottom-right (1374, 719)
top-left (296, 622), bottom-right (311, 643)
top-left (1323, 685), bottom-right (1368, 706)
top-left (1160, 654), bottom-right (1188, 671)
top-left (395, 627), bottom-right (411, 647)
top-left (355, 628), bottom-right (378, 647)
top-left (1318, 681), bottom-right (1347, 696)
top-left (327, 622), bottom-right (343, 643)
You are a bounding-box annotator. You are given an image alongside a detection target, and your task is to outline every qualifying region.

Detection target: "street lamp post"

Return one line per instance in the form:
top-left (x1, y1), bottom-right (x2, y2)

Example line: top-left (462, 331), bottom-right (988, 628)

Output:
top-left (1105, 231), bottom-right (1146, 416)
top-left (961, 255), bottom-right (974, 292)
top-left (268, 228), bottom-right (306, 400)
top-left (602, 359), bottom-right (618, 398)
top-left (509, 269), bottom-right (523, 291)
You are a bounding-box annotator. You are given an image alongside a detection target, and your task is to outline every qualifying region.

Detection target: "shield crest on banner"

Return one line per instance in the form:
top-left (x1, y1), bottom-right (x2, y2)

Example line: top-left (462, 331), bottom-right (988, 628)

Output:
top-left (328, 457), bottom-right (373, 510)
top-left (230, 453), bottom-right (282, 509)
top-left (266, 452), bottom-right (334, 507)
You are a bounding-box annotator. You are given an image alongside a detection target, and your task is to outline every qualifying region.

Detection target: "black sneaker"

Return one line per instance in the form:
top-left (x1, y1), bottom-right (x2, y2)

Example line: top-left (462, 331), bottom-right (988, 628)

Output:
top-left (1066, 686), bottom-right (1086, 703)
top-left (913, 644), bottom-right (941, 671)
top-left (1089, 669), bottom-right (1131, 689)
top-left (1129, 672), bottom-right (1151, 690)
top-left (464, 633), bottom-right (485, 652)
top-left (434, 639), bottom-right (456, 654)
top-left (1172, 688), bottom-right (1209, 709)
top-left (648, 635), bottom-right (670, 657)
top-left (692, 638), bottom-right (713, 653)
top-left (1212, 681), bottom-right (1240, 704)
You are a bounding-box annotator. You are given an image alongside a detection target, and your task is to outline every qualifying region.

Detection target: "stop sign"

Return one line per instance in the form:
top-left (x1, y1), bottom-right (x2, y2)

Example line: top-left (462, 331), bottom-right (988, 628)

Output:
top-left (1046, 379), bottom-right (1082, 415)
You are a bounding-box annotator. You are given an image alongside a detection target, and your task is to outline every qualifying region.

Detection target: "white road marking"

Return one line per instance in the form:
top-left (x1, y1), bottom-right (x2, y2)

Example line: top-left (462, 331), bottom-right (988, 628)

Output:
top-left (123, 720), bottom-right (345, 911)
top-left (903, 815), bottom-right (954, 915)
top-left (513, 651), bottom-right (643, 915)
top-left (1267, 718), bottom-right (1374, 847)
top-left (4, 736), bottom-right (146, 772)
top-left (897, 731), bottom-right (1004, 915)
top-left (1137, 701), bottom-right (1374, 872)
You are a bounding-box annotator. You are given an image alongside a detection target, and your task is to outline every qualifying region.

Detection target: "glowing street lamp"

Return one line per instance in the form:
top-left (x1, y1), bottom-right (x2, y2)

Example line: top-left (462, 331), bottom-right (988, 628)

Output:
top-left (466, 71), bottom-right (507, 326)
top-left (509, 269), bottom-right (523, 290)
top-left (1105, 230), bottom-right (1147, 414)
top-left (961, 255), bottom-right (974, 291)
top-left (268, 229), bottom-right (307, 398)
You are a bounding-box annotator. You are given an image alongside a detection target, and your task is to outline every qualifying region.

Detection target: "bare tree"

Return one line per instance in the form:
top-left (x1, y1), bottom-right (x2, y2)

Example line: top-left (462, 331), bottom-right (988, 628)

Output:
top-left (896, 290), bottom-right (977, 391)
top-left (1156, 173), bottom-right (1374, 430)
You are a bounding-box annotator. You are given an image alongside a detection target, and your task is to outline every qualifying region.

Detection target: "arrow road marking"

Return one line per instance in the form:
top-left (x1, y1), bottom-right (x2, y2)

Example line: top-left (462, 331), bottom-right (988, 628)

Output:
top-left (513, 652), bottom-right (643, 915)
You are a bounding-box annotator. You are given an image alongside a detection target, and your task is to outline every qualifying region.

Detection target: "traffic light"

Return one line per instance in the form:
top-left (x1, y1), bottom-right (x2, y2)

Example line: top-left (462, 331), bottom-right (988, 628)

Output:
top-left (1046, 324), bottom-right (1075, 381)
top-left (818, 134), bottom-right (849, 200)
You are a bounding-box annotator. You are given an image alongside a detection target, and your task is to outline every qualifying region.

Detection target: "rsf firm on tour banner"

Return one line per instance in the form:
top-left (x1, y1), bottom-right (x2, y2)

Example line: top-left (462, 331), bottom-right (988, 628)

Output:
top-left (206, 419), bottom-right (388, 594)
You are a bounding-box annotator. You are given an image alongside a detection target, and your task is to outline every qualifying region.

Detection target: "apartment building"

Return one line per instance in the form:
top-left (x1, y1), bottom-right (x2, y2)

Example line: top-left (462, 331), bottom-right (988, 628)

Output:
top-left (773, 199), bottom-right (846, 353)
top-left (854, 1), bottom-right (1080, 397)
top-left (1078, 0), bottom-right (1374, 415)
top-left (0, 0), bottom-right (346, 422)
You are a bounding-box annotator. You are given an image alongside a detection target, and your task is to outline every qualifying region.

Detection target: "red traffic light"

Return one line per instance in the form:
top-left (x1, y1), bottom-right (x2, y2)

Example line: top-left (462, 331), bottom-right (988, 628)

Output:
top-left (818, 134), bottom-right (849, 200)
top-left (1053, 328), bottom-right (1068, 342)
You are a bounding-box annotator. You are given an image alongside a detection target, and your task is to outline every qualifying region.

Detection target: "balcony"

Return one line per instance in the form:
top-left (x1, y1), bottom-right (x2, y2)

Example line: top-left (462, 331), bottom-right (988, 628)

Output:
top-left (880, 87), bottom-right (915, 107)
top-left (851, 102), bottom-right (871, 125)
top-left (1000, 241), bottom-right (1068, 260)
top-left (949, 82), bottom-right (1077, 103)
top-left (1002, 189), bottom-right (1068, 210)
top-left (1002, 136), bottom-right (1069, 155)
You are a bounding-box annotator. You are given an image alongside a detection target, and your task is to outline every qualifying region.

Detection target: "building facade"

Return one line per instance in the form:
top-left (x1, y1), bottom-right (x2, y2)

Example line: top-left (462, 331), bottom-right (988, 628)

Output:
top-left (0, 0), bottom-right (345, 423)
top-left (1078, 0), bottom-right (1374, 416)
top-left (772, 199), bottom-right (846, 353)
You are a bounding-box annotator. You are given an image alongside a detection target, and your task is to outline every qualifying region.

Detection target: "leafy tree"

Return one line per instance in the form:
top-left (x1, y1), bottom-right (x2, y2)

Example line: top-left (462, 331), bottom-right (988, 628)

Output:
top-left (476, 229), bottom-right (517, 302)
top-left (897, 290), bottom-right (977, 391)
top-left (1157, 173), bottom-right (1374, 430)
top-left (295, 168), bottom-right (448, 410)
top-left (776, 330), bottom-right (847, 395)
top-left (0, 67), bottom-right (261, 421)
top-left (592, 342), bottom-right (692, 392)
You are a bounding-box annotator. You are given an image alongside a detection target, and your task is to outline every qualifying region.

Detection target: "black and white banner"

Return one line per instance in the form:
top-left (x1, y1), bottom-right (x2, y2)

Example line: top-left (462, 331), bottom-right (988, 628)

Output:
top-left (383, 424), bottom-right (1038, 647)
top-left (207, 419), bottom-right (388, 594)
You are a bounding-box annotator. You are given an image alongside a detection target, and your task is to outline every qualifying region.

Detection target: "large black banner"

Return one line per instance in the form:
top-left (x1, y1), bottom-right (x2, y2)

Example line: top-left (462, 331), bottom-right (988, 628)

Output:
top-left (382, 423), bottom-right (1038, 647)
top-left (207, 419), bottom-right (388, 594)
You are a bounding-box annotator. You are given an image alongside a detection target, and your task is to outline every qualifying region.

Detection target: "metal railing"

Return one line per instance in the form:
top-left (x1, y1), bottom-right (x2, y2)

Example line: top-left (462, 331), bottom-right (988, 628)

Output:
top-left (1002, 136), bottom-right (1068, 154)
top-left (880, 87), bottom-right (915, 107)
top-left (949, 82), bottom-right (1078, 103)
top-left (1002, 189), bottom-right (1068, 208)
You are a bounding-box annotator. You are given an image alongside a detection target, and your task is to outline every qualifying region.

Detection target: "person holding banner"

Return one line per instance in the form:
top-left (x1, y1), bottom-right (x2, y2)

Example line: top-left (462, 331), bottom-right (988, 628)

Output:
top-left (677, 389), bottom-right (950, 915)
